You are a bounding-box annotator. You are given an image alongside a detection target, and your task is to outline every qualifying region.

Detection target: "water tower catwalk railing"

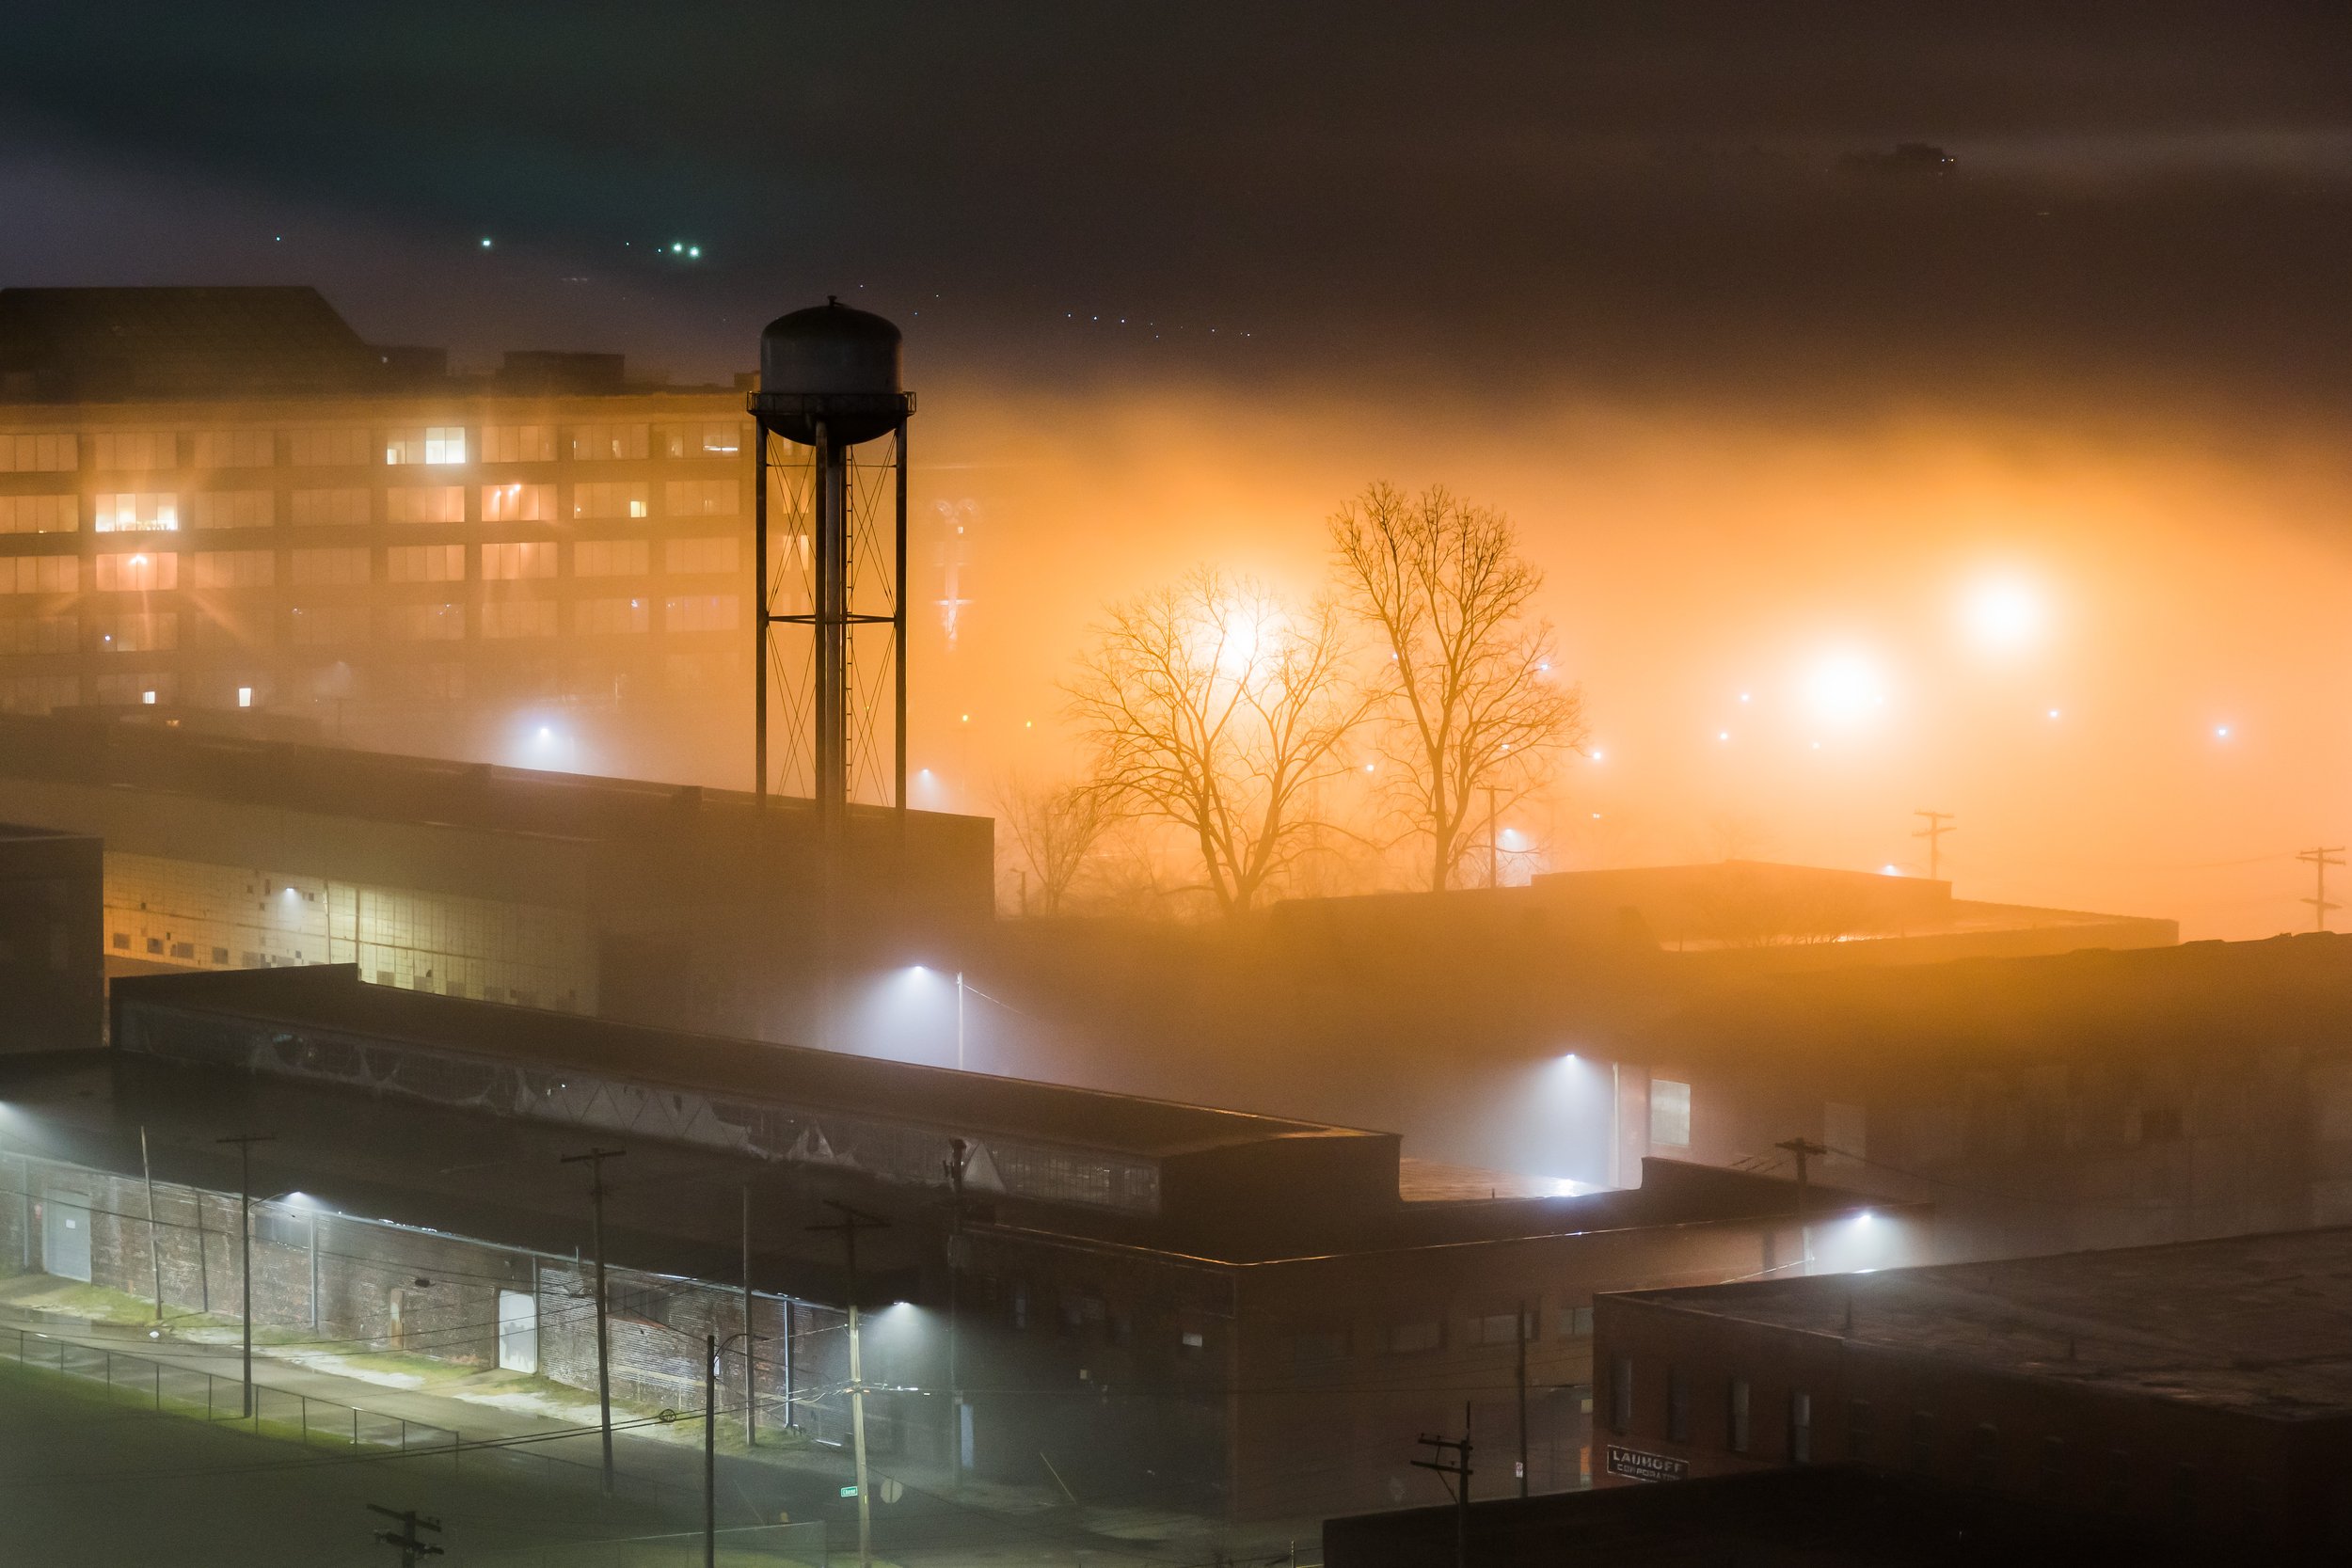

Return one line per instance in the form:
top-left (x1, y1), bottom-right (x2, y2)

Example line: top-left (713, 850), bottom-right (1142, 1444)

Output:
top-left (749, 302), bottom-right (914, 834)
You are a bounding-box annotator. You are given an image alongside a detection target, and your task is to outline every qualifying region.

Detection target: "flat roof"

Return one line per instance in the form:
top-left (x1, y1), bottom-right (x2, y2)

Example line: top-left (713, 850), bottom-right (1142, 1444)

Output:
top-left (1614, 1225), bottom-right (2352, 1420)
top-left (114, 965), bottom-right (1365, 1163)
top-left (1630, 931), bottom-right (2352, 1071)
top-left (0, 710), bottom-right (975, 852)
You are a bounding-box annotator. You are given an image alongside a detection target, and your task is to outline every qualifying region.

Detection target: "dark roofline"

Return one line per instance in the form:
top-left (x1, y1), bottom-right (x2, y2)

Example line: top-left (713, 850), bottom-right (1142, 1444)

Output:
top-left (110, 965), bottom-right (1375, 1162)
top-left (0, 710), bottom-right (980, 849)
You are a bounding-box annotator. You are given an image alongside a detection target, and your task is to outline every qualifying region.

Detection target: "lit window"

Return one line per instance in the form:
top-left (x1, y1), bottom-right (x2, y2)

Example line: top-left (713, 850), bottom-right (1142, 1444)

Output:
top-left (93, 432), bottom-right (175, 470)
top-left (1650, 1079), bottom-right (1692, 1148)
top-left (572, 482), bottom-right (648, 520)
top-left (141, 689), bottom-right (156, 705)
top-left (94, 493), bottom-right (180, 532)
top-left (663, 594), bottom-right (739, 633)
top-left (482, 542), bottom-right (556, 580)
top-left (660, 422), bottom-right (741, 457)
top-left (0, 557), bottom-right (80, 594)
top-left (570, 423), bottom-right (648, 461)
top-left (291, 547), bottom-right (371, 586)
top-left (482, 483), bottom-right (554, 523)
top-left (237, 686), bottom-right (252, 708)
top-left (663, 479), bottom-right (739, 516)
top-left (291, 488), bottom-right (370, 526)
top-left (94, 552), bottom-right (177, 592)
top-left (386, 426), bottom-right (467, 465)
top-left (387, 545), bottom-right (465, 583)
top-left (191, 491), bottom-right (272, 529)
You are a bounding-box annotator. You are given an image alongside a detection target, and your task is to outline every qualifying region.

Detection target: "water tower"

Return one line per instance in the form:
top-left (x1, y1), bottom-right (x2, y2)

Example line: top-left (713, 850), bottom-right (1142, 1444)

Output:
top-left (750, 298), bottom-right (915, 832)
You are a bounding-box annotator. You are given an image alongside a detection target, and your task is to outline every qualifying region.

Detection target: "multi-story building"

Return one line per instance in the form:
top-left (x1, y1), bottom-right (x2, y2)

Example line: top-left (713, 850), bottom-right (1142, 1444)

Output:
top-left (0, 285), bottom-right (753, 781)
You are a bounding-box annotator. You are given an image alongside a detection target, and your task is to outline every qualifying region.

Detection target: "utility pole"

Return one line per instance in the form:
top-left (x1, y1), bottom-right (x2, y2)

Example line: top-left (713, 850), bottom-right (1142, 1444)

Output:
top-left (705, 1333), bottom-right (718, 1568)
top-left (1515, 1300), bottom-right (1529, 1498)
top-left (1912, 810), bottom-right (1955, 881)
top-left (140, 1125), bottom-right (162, 1324)
top-left (2298, 846), bottom-right (2345, 932)
top-left (742, 1184), bottom-right (758, 1449)
top-left (367, 1505), bottom-right (444, 1567)
top-left (1412, 1422), bottom-right (1474, 1568)
top-left (561, 1147), bottom-right (626, 1494)
top-left (945, 1138), bottom-right (971, 1482)
top-left (1776, 1136), bottom-right (1827, 1275)
top-left (809, 1200), bottom-right (890, 1568)
top-left (216, 1133), bottom-right (274, 1418)
top-left (955, 970), bottom-right (966, 1071)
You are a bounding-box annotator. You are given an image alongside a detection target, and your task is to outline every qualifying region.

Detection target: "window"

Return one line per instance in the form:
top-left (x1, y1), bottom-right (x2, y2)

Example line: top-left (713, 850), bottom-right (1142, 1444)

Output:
top-left (1650, 1079), bottom-right (1692, 1148)
top-left (1388, 1320), bottom-right (1441, 1354)
top-left (291, 546), bottom-right (371, 585)
top-left (1010, 1284), bottom-right (1028, 1330)
top-left (480, 423), bottom-right (556, 463)
top-left (1789, 1391), bottom-right (1812, 1463)
top-left (1666, 1367), bottom-right (1690, 1442)
top-left (386, 486), bottom-right (464, 524)
top-left (382, 603), bottom-right (464, 641)
top-left (289, 605), bottom-right (369, 645)
top-left (0, 433), bottom-right (76, 472)
top-left (192, 430), bottom-right (274, 468)
top-left (1289, 1330), bottom-right (1346, 1366)
top-left (94, 493), bottom-right (180, 532)
top-left (192, 491), bottom-right (272, 529)
top-left (1180, 1330), bottom-right (1205, 1352)
top-left (385, 426), bottom-right (467, 465)
top-left (1609, 1355), bottom-right (1632, 1433)
top-left (660, 421), bottom-right (741, 458)
top-left (665, 536), bottom-right (739, 575)
top-left (482, 542), bottom-right (556, 580)
top-left (291, 488), bottom-right (370, 526)
top-left (575, 539), bottom-right (650, 577)
top-left (0, 496), bottom-right (74, 533)
top-left (0, 616), bottom-right (75, 655)
top-left (0, 557), bottom-right (78, 594)
top-left (387, 545), bottom-right (465, 583)
top-left (664, 479), bottom-right (738, 516)
top-left (1471, 1309), bottom-right (1534, 1347)
top-left (1846, 1399), bottom-right (1873, 1462)
top-left (1909, 1411), bottom-right (1935, 1472)
top-left (0, 673), bottom-right (79, 712)
top-left (482, 483), bottom-right (554, 523)
top-left (93, 612), bottom-right (177, 653)
top-left (192, 550), bottom-right (274, 588)
top-left (1557, 1305), bottom-right (1594, 1339)
top-left (287, 428), bottom-right (370, 467)
top-left (92, 432), bottom-right (175, 470)
top-left (95, 551), bottom-right (176, 592)
top-left (1726, 1377), bottom-right (1751, 1453)
top-left (664, 594), bottom-right (739, 632)
top-left (573, 482), bottom-right (649, 520)
top-left (571, 422), bottom-right (648, 461)
top-left (576, 596), bottom-right (649, 634)
top-left (480, 599), bottom-right (557, 638)
top-left (236, 688), bottom-right (252, 709)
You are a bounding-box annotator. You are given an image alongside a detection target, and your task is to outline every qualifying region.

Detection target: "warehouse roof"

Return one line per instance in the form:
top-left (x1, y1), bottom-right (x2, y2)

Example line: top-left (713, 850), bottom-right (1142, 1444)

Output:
top-left (1613, 1225), bottom-right (2352, 1420)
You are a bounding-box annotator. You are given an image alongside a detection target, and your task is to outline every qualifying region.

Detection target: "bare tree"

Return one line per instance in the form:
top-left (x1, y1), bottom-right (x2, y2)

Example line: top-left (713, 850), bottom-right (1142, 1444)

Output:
top-left (1065, 567), bottom-right (1367, 915)
top-left (1331, 483), bottom-right (1587, 893)
top-left (993, 773), bottom-right (1114, 915)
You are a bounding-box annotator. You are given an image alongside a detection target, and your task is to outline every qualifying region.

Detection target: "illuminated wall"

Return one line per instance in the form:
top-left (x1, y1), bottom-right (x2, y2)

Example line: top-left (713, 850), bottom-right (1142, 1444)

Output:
top-left (103, 849), bottom-right (595, 1010)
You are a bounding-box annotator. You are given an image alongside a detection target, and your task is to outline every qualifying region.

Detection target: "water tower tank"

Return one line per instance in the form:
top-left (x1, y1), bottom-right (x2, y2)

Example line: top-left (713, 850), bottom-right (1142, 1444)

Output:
top-left (755, 298), bottom-right (904, 445)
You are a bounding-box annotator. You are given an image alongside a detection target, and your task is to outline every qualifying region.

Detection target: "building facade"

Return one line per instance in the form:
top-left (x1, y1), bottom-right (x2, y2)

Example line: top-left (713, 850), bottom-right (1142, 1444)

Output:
top-left (0, 286), bottom-right (753, 782)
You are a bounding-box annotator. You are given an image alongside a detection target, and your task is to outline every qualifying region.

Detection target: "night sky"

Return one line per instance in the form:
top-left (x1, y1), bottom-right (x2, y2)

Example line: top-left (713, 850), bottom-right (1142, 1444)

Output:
top-left (8, 4), bottom-right (2350, 398)
top-left (9, 6), bottom-right (2352, 935)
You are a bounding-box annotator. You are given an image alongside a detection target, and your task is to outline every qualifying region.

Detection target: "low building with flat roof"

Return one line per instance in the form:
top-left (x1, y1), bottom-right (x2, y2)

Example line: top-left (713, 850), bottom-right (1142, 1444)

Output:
top-left (1593, 1227), bottom-right (2352, 1552)
top-left (0, 964), bottom-right (1921, 1520)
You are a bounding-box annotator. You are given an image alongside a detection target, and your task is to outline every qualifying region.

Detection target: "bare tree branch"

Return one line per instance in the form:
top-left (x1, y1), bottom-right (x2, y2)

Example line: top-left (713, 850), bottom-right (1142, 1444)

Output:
top-left (1064, 567), bottom-right (1368, 915)
top-left (993, 772), bottom-right (1115, 915)
top-left (1331, 483), bottom-right (1588, 892)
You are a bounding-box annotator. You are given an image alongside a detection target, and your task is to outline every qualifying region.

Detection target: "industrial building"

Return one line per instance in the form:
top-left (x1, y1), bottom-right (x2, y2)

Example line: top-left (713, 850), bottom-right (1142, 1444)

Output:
top-left (0, 286), bottom-right (755, 780)
top-left (0, 710), bottom-right (988, 1043)
top-left (1591, 1227), bottom-right (2352, 1553)
top-left (0, 963), bottom-right (1914, 1521)
top-left (1597, 932), bottom-right (2352, 1258)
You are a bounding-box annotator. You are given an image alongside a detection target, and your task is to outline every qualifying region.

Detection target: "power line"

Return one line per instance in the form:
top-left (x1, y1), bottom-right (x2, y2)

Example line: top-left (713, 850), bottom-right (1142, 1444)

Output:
top-left (2297, 846), bottom-right (2344, 932)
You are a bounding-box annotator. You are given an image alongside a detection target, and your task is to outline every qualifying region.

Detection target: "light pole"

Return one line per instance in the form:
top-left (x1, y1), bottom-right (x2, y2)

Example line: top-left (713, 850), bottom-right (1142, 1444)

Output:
top-left (215, 1133), bottom-right (274, 1419)
top-left (955, 971), bottom-right (965, 1071)
top-left (707, 1329), bottom-right (756, 1568)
